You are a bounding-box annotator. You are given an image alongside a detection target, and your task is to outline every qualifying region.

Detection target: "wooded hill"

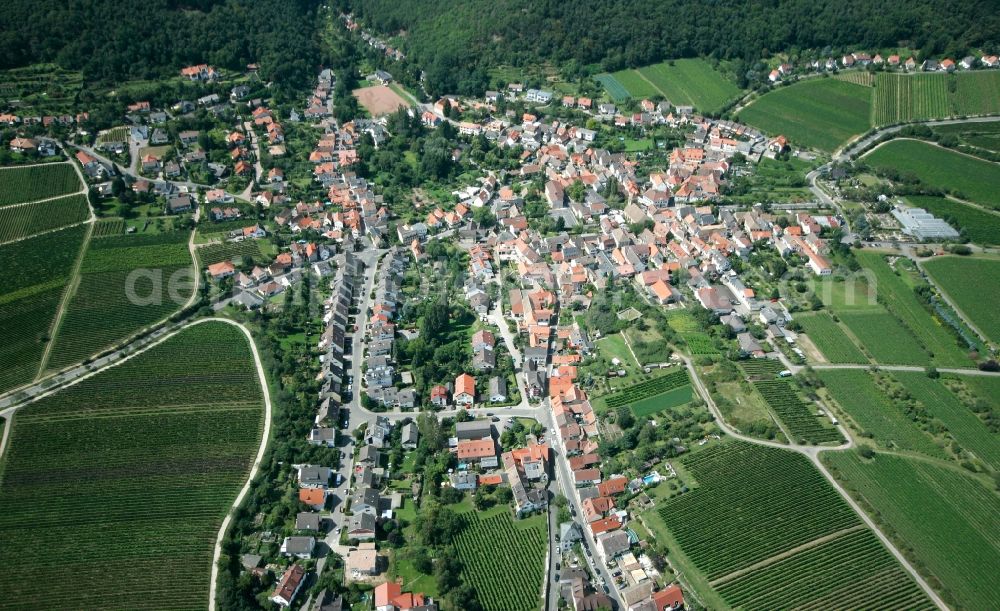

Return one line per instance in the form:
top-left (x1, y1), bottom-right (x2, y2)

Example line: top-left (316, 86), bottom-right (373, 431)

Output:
top-left (0, 0), bottom-right (323, 91)
top-left (339, 0), bottom-right (1000, 95)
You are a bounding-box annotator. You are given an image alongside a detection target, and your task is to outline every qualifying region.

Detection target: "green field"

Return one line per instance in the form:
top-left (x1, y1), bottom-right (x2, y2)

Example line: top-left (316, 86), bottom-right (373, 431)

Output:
top-left (872, 71), bottom-right (1000, 125)
top-left (636, 59), bottom-right (742, 114)
top-left (655, 441), bottom-right (931, 609)
top-left (0, 194), bottom-right (90, 242)
top-left (197, 239), bottom-right (266, 266)
top-left (893, 372), bottom-right (1000, 469)
top-left (753, 379), bottom-right (843, 444)
top-left (923, 256), bottom-right (1000, 344)
top-left (0, 225), bottom-right (87, 393)
top-left (872, 73), bottom-right (951, 125)
top-left (629, 383), bottom-right (693, 417)
top-left (905, 195), bottom-right (1000, 246)
top-left (0, 321), bottom-right (265, 609)
top-left (838, 308), bottom-right (928, 365)
top-left (737, 78), bottom-right (872, 152)
top-left (452, 510), bottom-right (547, 611)
top-left (47, 231), bottom-right (194, 369)
top-left (0, 163), bottom-right (81, 206)
top-left (597, 59), bottom-right (741, 113)
top-left (856, 251), bottom-right (972, 366)
top-left (864, 139), bottom-right (1000, 210)
top-left (932, 120), bottom-right (1000, 154)
top-left (819, 369), bottom-right (946, 457)
top-left (797, 311), bottom-right (868, 363)
top-left (824, 451), bottom-right (1000, 610)
top-left (594, 73), bottom-right (629, 101)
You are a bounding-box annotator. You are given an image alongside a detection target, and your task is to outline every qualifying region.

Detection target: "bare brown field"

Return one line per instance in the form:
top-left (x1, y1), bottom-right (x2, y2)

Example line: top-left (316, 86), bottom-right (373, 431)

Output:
top-left (353, 85), bottom-right (409, 116)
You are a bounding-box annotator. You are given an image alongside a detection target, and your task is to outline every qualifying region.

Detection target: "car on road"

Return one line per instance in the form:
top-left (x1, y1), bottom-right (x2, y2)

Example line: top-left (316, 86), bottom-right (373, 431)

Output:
top-left (490, 416), bottom-right (500, 422)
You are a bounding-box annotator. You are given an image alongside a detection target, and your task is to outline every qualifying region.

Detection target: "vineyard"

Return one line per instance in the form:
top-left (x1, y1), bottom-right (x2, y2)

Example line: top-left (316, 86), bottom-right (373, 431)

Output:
top-left (657, 442), bottom-right (931, 609)
top-left (0, 163), bottom-right (81, 206)
top-left (682, 332), bottom-right (719, 355)
top-left (452, 510), bottom-right (546, 611)
top-left (737, 78), bottom-right (872, 152)
top-left (92, 217), bottom-right (126, 238)
top-left (837, 309), bottom-right (927, 365)
top-left (824, 452), bottom-right (1000, 610)
top-left (796, 312), bottom-right (868, 363)
top-left (753, 379), bottom-right (843, 444)
top-left (604, 369), bottom-right (691, 409)
top-left (0, 321), bottom-right (265, 610)
top-left (818, 369), bottom-right (946, 458)
top-left (715, 528), bottom-right (933, 610)
top-left (0, 225), bottom-right (87, 392)
top-left (923, 256), bottom-right (1000, 344)
top-left (635, 59), bottom-right (742, 114)
top-left (198, 239), bottom-right (265, 266)
top-left (0, 194), bottom-right (89, 242)
top-left (872, 73), bottom-right (950, 125)
top-left (894, 372), bottom-right (1000, 469)
top-left (47, 231), bottom-right (194, 370)
top-left (864, 139), bottom-right (1000, 210)
top-left (594, 73), bottom-right (630, 101)
top-left (736, 358), bottom-right (784, 379)
top-left (953, 71), bottom-right (1000, 116)
top-left (856, 251), bottom-right (972, 366)
top-left (833, 71), bottom-right (875, 86)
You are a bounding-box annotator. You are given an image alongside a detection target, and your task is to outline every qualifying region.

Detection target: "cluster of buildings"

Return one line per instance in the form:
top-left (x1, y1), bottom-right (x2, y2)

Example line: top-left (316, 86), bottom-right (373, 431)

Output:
top-left (364, 248), bottom-right (419, 409)
top-left (769, 51), bottom-right (1000, 81)
top-left (341, 14), bottom-right (406, 62)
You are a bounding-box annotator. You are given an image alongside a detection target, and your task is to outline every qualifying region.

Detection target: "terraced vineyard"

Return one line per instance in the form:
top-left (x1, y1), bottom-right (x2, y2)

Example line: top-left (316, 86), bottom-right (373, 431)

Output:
top-left (656, 442), bottom-right (930, 609)
top-left (824, 451), bottom-right (1000, 610)
top-left (819, 369), bottom-right (946, 458)
top-left (47, 231), bottom-right (194, 370)
top-left (453, 510), bottom-right (546, 611)
top-left (797, 311), bottom-right (868, 363)
top-left (0, 225), bottom-right (87, 393)
top-left (753, 379), bottom-right (843, 444)
top-left (0, 163), bottom-right (81, 206)
top-left (0, 321), bottom-right (265, 609)
top-left (0, 194), bottom-right (89, 242)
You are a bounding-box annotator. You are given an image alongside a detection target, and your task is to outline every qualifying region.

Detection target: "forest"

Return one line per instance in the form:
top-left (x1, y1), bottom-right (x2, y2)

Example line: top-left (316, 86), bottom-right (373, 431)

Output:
top-left (0, 0), bottom-right (324, 91)
top-left (338, 0), bottom-right (1000, 95)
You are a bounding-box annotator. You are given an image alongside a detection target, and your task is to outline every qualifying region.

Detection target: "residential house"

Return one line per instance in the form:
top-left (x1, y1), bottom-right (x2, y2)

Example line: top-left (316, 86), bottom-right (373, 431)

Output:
top-left (272, 564), bottom-right (306, 607)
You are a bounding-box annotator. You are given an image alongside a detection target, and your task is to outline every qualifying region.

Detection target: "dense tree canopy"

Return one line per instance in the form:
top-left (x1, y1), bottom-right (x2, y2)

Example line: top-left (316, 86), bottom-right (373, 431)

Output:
top-left (339, 0), bottom-right (1000, 95)
top-left (0, 0), bottom-right (323, 91)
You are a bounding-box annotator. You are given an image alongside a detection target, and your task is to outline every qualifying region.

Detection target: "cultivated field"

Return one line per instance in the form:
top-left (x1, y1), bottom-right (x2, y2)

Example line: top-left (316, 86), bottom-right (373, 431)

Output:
top-left (452, 510), bottom-right (546, 611)
top-left (818, 369), bottom-right (946, 457)
top-left (353, 85), bottom-right (411, 116)
top-left (737, 78), bottom-right (872, 152)
top-left (0, 225), bottom-right (87, 393)
top-left (597, 59), bottom-right (741, 113)
top-left (0, 163), bottom-right (81, 206)
top-left (735, 359), bottom-right (784, 378)
top-left (905, 195), bottom-right (1000, 246)
top-left (864, 139), bottom-right (1000, 209)
top-left (872, 73), bottom-right (950, 125)
top-left (655, 441), bottom-right (931, 609)
top-left (602, 368), bottom-right (692, 416)
top-left (0, 194), bottom-right (89, 242)
top-left (838, 308), bottom-right (927, 365)
top-left (872, 71), bottom-right (1000, 125)
top-left (753, 379), bottom-right (842, 444)
top-left (47, 231), bottom-right (194, 370)
top-left (893, 372), bottom-right (1000, 469)
top-left (0, 321), bottom-right (265, 609)
top-left (824, 451), bottom-right (1000, 610)
top-left (796, 311), bottom-right (868, 363)
top-left (197, 239), bottom-right (266, 266)
top-left (923, 256), bottom-right (1000, 344)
